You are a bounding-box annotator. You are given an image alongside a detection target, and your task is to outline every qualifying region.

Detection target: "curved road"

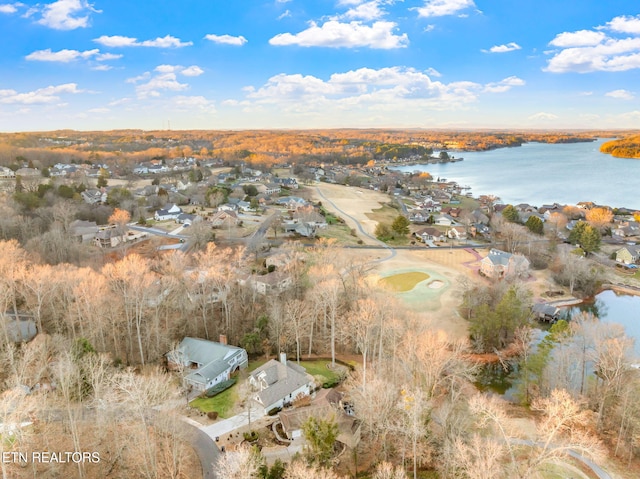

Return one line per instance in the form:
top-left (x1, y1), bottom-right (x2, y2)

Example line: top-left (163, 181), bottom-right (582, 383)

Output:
top-left (315, 186), bottom-right (396, 264)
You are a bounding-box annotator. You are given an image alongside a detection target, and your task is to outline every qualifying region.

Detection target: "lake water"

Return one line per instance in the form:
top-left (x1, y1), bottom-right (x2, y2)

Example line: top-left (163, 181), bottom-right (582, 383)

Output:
top-left (392, 139), bottom-right (640, 210)
top-left (570, 289), bottom-right (640, 355)
top-left (477, 289), bottom-right (640, 398)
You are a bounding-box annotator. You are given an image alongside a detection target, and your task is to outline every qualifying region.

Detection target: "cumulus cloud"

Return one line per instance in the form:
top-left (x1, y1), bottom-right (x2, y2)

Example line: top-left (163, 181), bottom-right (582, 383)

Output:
top-left (269, 20), bottom-right (408, 49)
top-left (414, 0), bottom-right (476, 18)
top-left (172, 95), bottom-right (216, 113)
top-left (482, 42), bottom-right (521, 53)
top-left (606, 15), bottom-right (640, 35)
top-left (528, 112), bottom-right (558, 121)
top-left (26, 48), bottom-right (122, 63)
top-left (181, 65), bottom-right (204, 77)
top-left (237, 66), bottom-right (522, 116)
top-left (0, 83), bottom-right (81, 104)
top-left (483, 76), bottom-right (525, 93)
top-left (127, 65), bottom-right (202, 99)
top-left (37, 0), bottom-right (98, 30)
top-left (94, 35), bottom-right (192, 48)
top-left (546, 15), bottom-right (640, 72)
top-left (203, 34), bottom-right (248, 46)
top-left (0, 3), bottom-right (21, 14)
top-left (342, 1), bottom-right (386, 21)
top-left (605, 89), bottom-right (634, 100)
top-left (549, 30), bottom-right (606, 47)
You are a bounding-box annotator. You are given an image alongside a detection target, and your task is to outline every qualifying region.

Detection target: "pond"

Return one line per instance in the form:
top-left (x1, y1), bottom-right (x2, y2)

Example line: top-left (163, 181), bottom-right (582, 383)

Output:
top-left (477, 289), bottom-right (640, 398)
top-left (567, 289), bottom-right (640, 355)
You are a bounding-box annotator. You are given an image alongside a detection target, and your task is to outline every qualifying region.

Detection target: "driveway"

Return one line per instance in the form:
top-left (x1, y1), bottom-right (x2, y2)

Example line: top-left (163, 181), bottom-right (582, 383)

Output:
top-left (201, 407), bottom-right (266, 442)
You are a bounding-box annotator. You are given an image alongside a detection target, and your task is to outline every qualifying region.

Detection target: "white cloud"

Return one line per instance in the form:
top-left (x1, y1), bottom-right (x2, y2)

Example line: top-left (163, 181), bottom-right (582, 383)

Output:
top-left (606, 15), bottom-right (640, 35)
top-left (423, 24), bottom-right (435, 32)
top-left (26, 48), bottom-right (122, 65)
top-left (605, 89), bottom-right (634, 100)
top-left (425, 67), bottom-right (441, 77)
top-left (269, 20), bottom-right (408, 49)
top-left (415, 0), bottom-right (475, 18)
top-left (94, 35), bottom-right (192, 48)
top-left (277, 9), bottom-right (291, 20)
top-left (238, 66), bottom-right (521, 117)
top-left (276, 0), bottom-right (291, 2)
top-left (37, 0), bottom-right (98, 30)
top-left (203, 34), bottom-right (248, 46)
top-left (0, 83), bottom-right (81, 104)
top-left (528, 112), bottom-right (558, 121)
top-left (87, 107), bottom-right (109, 113)
top-left (181, 65), bottom-right (204, 77)
top-left (483, 76), bottom-right (525, 93)
top-left (127, 65), bottom-right (201, 99)
top-left (91, 65), bottom-right (112, 71)
top-left (549, 30), bottom-right (606, 47)
top-left (172, 95), bottom-right (216, 113)
top-left (26, 48), bottom-right (98, 62)
top-left (482, 42), bottom-right (521, 53)
top-left (0, 3), bottom-right (20, 14)
top-left (95, 52), bottom-right (122, 61)
top-left (343, 1), bottom-right (385, 21)
top-left (546, 16), bottom-right (640, 73)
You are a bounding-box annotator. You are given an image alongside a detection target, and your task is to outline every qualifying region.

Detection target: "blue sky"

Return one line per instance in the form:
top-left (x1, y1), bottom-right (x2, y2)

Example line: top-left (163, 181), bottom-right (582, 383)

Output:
top-left (0, 0), bottom-right (639, 131)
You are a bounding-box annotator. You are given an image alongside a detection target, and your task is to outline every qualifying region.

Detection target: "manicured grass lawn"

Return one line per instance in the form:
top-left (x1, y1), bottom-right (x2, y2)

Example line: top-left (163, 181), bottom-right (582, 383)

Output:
top-left (299, 360), bottom-right (343, 385)
top-left (190, 387), bottom-right (237, 418)
top-left (379, 271), bottom-right (430, 292)
top-left (189, 359), bottom-right (343, 416)
top-left (189, 359), bottom-right (268, 417)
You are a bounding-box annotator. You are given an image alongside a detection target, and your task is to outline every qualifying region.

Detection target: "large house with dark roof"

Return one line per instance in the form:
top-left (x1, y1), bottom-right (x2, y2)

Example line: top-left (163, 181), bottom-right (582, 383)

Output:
top-left (249, 354), bottom-right (314, 414)
top-left (168, 337), bottom-right (248, 392)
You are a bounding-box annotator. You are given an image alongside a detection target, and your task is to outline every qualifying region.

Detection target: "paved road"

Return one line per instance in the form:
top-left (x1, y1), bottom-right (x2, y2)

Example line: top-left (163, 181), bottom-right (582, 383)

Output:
top-left (509, 438), bottom-right (612, 479)
top-left (315, 186), bottom-right (396, 263)
top-left (128, 224), bottom-right (191, 252)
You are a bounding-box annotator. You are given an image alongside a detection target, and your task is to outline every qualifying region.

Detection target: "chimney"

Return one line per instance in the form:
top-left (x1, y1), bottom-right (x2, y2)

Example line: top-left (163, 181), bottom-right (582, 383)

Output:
top-left (219, 334), bottom-right (227, 345)
top-left (279, 352), bottom-right (287, 366)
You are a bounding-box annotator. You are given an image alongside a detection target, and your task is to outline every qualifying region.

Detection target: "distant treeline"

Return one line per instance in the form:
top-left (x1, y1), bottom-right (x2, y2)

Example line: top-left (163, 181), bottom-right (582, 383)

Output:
top-left (600, 135), bottom-right (640, 159)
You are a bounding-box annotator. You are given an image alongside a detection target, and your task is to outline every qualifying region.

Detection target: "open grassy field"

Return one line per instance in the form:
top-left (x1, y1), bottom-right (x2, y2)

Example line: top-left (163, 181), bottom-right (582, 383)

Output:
top-left (316, 224), bottom-right (362, 246)
top-left (379, 271), bottom-right (430, 292)
top-left (365, 203), bottom-right (402, 225)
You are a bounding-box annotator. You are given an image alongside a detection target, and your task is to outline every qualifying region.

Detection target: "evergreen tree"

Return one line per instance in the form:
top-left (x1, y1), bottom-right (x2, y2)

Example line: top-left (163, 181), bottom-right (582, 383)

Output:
top-left (391, 215), bottom-right (410, 236)
top-left (501, 204), bottom-right (520, 223)
top-left (525, 216), bottom-right (544, 235)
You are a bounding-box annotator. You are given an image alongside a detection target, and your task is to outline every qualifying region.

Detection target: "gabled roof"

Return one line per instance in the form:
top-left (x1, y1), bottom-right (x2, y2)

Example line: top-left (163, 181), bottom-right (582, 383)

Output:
top-left (250, 359), bottom-right (313, 407)
top-left (175, 337), bottom-right (245, 386)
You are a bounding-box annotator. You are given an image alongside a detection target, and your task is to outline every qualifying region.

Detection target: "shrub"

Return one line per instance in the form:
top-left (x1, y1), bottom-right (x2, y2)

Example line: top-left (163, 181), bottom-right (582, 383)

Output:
top-left (267, 407), bottom-right (282, 416)
top-left (207, 411), bottom-right (219, 420)
top-left (243, 431), bottom-right (258, 442)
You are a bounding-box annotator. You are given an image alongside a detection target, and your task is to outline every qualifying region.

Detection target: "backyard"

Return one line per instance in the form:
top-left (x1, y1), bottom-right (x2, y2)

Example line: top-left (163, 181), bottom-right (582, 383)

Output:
top-left (189, 359), bottom-right (345, 418)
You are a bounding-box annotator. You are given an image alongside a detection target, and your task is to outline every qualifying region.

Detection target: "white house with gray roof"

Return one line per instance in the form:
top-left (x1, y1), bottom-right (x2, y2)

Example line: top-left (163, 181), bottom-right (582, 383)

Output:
top-left (249, 354), bottom-right (314, 414)
top-left (168, 337), bottom-right (248, 392)
top-left (480, 248), bottom-right (530, 279)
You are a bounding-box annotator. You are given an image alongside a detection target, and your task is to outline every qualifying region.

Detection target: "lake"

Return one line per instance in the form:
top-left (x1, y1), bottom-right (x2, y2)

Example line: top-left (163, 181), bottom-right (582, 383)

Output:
top-left (392, 139), bottom-right (640, 210)
top-left (570, 289), bottom-right (640, 355)
top-left (477, 289), bottom-right (640, 398)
